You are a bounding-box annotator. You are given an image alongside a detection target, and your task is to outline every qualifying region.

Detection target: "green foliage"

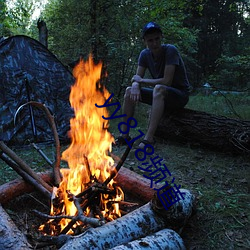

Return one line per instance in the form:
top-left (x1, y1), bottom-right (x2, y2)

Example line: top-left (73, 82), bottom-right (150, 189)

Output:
top-left (5, 0), bottom-right (35, 35)
top-left (187, 94), bottom-right (250, 120)
top-left (41, 0), bottom-right (198, 97)
top-left (2, 0), bottom-right (250, 94)
top-left (208, 55), bottom-right (250, 89)
top-left (186, 0), bottom-right (250, 89)
top-left (0, 0), bottom-right (12, 36)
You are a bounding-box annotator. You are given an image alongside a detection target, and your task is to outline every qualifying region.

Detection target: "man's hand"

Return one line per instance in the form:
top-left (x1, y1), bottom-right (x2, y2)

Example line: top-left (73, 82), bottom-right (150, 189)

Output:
top-left (130, 82), bottom-right (141, 102)
top-left (131, 74), bottom-right (142, 83)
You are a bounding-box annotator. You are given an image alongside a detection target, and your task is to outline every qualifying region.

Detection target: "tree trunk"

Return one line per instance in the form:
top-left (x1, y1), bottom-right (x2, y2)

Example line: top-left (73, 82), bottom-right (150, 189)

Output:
top-left (37, 19), bottom-right (48, 47)
top-left (156, 108), bottom-right (250, 154)
top-left (0, 204), bottom-right (32, 249)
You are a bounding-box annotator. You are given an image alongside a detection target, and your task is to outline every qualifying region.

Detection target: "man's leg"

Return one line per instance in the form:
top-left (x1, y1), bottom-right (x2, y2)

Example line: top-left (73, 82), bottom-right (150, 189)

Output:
top-left (120, 87), bottom-right (136, 139)
top-left (139, 85), bottom-right (166, 146)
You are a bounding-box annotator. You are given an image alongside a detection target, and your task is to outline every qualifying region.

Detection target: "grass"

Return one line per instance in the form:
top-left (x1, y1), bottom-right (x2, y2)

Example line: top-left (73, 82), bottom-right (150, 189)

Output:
top-left (0, 94), bottom-right (249, 249)
top-left (186, 93), bottom-right (250, 120)
top-left (109, 93), bottom-right (250, 249)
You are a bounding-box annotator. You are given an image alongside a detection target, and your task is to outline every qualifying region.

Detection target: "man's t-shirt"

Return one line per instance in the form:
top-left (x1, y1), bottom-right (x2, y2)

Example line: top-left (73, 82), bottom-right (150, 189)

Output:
top-left (138, 44), bottom-right (191, 91)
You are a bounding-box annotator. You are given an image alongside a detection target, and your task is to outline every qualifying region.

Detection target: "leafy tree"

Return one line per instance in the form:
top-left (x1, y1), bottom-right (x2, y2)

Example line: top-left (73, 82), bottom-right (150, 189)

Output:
top-left (185, 0), bottom-right (250, 89)
top-left (3, 0), bottom-right (249, 91)
top-left (0, 0), bottom-right (12, 36)
top-left (42, 0), bottom-right (198, 96)
top-left (5, 0), bottom-right (35, 35)
top-left (42, 0), bottom-right (144, 96)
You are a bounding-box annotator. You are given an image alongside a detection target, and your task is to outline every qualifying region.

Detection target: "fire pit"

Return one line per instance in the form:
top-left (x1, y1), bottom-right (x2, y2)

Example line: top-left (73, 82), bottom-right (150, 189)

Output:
top-left (0, 55), bottom-right (195, 249)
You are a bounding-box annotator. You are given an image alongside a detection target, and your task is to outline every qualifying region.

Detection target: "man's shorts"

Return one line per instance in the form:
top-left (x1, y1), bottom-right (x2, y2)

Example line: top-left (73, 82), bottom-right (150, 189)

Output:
top-left (140, 87), bottom-right (189, 112)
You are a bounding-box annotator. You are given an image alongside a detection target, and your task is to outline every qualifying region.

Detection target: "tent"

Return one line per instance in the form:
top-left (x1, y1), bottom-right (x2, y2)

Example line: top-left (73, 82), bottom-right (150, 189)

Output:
top-left (0, 35), bottom-right (75, 145)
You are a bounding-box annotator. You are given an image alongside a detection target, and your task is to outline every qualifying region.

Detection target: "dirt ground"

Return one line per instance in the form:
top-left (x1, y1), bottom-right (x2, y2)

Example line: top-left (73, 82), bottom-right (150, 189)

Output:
top-left (1, 138), bottom-right (249, 249)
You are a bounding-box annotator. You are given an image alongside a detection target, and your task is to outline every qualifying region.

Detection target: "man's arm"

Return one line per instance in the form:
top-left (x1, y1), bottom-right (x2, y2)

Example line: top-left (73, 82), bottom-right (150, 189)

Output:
top-left (132, 64), bottom-right (176, 87)
top-left (129, 66), bottom-right (146, 102)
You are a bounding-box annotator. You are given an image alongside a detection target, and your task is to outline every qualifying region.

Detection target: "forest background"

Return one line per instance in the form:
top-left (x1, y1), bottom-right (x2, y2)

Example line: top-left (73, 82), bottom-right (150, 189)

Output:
top-left (1, 0), bottom-right (250, 97)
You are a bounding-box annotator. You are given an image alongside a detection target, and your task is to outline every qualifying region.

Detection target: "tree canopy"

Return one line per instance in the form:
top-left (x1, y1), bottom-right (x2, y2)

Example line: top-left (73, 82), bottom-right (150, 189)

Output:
top-left (1, 0), bottom-right (249, 94)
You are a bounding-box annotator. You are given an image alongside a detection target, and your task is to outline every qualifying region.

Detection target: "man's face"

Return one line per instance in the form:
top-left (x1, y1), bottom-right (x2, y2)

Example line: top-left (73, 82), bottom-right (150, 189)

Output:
top-left (143, 31), bottom-right (162, 51)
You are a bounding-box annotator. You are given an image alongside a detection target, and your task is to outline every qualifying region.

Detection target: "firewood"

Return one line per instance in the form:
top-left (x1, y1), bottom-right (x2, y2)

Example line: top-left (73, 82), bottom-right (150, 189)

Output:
top-left (0, 171), bottom-right (53, 204)
top-left (15, 101), bottom-right (62, 186)
top-left (110, 228), bottom-right (185, 250)
top-left (104, 143), bottom-right (133, 186)
top-left (59, 189), bottom-right (195, 250)
top-left (0, 152), bottom-right (51, 199)
top-left (0, 204), bottom-right (32, 249)
top-left (0, 167), bottom-right (153, 205)
top-left (0, 141), bottom-right (52, 193)
top-left (114, 167), bottom-right (155, 202)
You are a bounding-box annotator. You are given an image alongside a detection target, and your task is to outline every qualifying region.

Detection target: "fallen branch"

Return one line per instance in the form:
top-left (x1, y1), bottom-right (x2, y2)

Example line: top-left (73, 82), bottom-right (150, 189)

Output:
top-left (0, 141), bottom-right (52, 193)
top-left (0, 152), bottom-right (51, 199)
top-left (15, 101), bottom-right (62, 186)
top-left (32, 142), bottom-right (53, 167)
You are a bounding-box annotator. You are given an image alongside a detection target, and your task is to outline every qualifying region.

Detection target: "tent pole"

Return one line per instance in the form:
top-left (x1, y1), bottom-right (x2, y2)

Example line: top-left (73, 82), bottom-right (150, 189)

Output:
top-left (24, 78), bottom-right (38, 142)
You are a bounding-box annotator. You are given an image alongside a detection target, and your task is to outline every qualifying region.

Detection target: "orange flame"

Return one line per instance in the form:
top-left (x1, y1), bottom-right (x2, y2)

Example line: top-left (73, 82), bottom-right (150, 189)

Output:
top-left (43, 55), bottom-right (123, 234)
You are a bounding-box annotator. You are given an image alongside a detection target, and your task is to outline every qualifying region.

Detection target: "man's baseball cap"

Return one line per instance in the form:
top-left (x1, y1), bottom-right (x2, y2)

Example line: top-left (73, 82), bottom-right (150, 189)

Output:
top-left (142, 22), bottom-right (162, 38)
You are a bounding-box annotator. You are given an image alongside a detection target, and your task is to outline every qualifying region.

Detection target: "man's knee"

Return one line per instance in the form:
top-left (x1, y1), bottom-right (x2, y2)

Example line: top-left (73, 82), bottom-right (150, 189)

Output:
top-left (153, 84), bottom-right (166, 98)
top-left (124, 86), bottom-right (132, 99)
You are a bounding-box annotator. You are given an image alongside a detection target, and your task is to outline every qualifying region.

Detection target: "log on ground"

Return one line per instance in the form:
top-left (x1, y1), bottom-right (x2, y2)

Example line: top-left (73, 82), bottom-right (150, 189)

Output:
top-left (114, 166), bottom-right (154, 203)
top-left (59, 189), bottom-right (195, 250)
top-left (110, 228), bottom-right (185, 250)
top-left (0, 167), bottom-right (153, 205)
top-left (0, 171), bottom-right (53, 205)
top-left (156, 108), bottom-right (250, 154)
top-left (0, 204), bottom-right (32, 249)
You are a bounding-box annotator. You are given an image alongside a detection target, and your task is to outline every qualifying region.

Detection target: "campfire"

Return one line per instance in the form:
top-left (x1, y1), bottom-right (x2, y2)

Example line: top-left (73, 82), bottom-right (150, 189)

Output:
top-left (0, 55), bottom-right (195, 249)
top-left (39, 55), bottom-right (126, 236)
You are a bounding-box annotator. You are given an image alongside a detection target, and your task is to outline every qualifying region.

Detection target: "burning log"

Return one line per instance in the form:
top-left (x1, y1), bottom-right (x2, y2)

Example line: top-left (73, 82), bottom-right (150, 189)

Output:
top-left (0, 204), bottom-right (32, 249)
top-left (59, 189), bottom-right (195, 250)
top-left (110, 228), bottom-right (185, 250)
top-left (33, 197), bottom-right (104, 228)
